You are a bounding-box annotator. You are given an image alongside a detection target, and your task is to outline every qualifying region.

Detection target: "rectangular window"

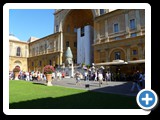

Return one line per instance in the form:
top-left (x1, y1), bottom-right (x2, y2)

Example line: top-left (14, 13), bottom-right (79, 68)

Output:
top-left (132, 50), bottom-right (138, 55)
top-left (131, 33), bottom-right (137, 37)
top-left (56, 25), bottom-right (59, 32)
top-left (115, 52), bottom-right (121, 60)
top-left (49, 60), bottom-right (52, 65)
top-left (32, 48), bottom-right (35, 56)
top-left (100, 9), bottom-right (105, 15)
top-left (45, 44), bottom-right (47, 49)
top-left (74, 42), bottom-right (77, 48)
top-left (114, 23), bottom-right (119, 33)
top-left (37, 47), bottom-right (39, 55)
top-left (66, 41), bottom-right (69, 47)
top-left (81, 27), bottom-right (85, 37)
top-left (39, 61), bottom-right (42, 66)
top-left (130, 19), bottom-right (136, 29)
top-left (32, 62), bottom-right (34, 67)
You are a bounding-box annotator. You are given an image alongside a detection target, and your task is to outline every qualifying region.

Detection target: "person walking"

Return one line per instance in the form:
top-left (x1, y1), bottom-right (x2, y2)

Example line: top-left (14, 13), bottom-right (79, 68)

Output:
top-left (130, 71), bottom-right (141, 92)
top-left (75, 71), bottom-right (81, 86)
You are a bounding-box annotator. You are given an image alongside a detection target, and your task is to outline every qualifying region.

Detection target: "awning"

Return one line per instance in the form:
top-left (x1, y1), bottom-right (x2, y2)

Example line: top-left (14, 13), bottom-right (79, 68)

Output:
top-left (127, 59), bottom-right (145, 64)
top-left (94, 59), bottom-right (145, 66)
top-left (95, 61), bottom-right (128, 66)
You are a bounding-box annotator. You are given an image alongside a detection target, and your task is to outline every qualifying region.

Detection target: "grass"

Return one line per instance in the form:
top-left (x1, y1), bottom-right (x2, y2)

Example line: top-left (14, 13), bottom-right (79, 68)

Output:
top-left (9, 80), bottom-right (139, 109)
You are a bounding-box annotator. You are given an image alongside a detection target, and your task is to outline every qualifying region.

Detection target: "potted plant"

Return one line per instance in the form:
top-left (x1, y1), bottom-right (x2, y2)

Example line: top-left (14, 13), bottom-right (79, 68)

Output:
top-left (13, 66), bottom-right (20, 80)
top-left (43, 65), bottom-right (55, 86)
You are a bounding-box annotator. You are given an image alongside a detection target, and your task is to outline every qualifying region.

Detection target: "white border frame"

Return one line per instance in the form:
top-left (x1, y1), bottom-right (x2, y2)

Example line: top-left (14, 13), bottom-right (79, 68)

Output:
top-left (3, 3), bottom-right (151, 115)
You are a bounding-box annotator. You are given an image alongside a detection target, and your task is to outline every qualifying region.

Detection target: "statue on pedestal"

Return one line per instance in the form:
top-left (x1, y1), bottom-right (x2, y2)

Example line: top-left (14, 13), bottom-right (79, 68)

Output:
top-left (65, 47), bottom-right (74, 78)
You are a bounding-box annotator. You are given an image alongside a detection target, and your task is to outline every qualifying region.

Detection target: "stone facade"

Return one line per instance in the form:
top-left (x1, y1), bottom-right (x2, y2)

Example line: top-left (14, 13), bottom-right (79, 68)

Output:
top-left (93, 9), bottom-right (145, 63)
top-left (9, 9), bottom-right (145, 73)
top-left (9, 39), bottom-right (28, 71)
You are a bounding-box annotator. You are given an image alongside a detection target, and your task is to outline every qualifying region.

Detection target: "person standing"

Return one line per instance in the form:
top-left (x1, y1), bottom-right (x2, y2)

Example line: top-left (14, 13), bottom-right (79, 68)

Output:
top-left (25, 72), bottom-right (30, 81)
top-left (94, 71), bottom-right (97, 81)
top-left (139, 72), bottom-right (145, 89)
top-left (98, 72), bottom-right (103, 87)
top-left (84, 70), bottom-right (88, 81)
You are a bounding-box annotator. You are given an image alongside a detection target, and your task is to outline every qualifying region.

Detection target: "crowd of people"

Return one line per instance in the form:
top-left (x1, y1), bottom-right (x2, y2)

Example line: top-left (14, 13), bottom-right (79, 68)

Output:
top-left (9, 67), bottom-right (145, 92)
top-left (9, 70), bottom-right (64, 81)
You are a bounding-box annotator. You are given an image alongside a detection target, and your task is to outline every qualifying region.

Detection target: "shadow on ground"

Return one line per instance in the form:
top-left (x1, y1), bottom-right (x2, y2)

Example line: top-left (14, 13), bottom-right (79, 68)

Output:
top-left (88, 81), bottom-right (140, 96)
top-left (10, 82), bottom-right (139, 109)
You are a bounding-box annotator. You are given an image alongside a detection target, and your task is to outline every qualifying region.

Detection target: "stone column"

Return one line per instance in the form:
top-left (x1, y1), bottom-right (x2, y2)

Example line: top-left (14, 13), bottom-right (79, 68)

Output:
top-left (105, 20), bottom-right (109, 42)
top-left (60, 32), bottom-right (63, 52)
top-left (10, 43), bottom-right (12, 56)
top-left (125, 12), bottom-right (130, 38)
top-left (56, 55), bottom-right (60, 65)
top-left (97, 23), bottom-right (100, 42)
top-left (59, 52), bottom-right (63, 65)
top-left (94, 22), bottom-right (97, 43)
top-left (136, 10), bottom-right (141, 32)
top-left (96, 49), bottom-right (101, 63)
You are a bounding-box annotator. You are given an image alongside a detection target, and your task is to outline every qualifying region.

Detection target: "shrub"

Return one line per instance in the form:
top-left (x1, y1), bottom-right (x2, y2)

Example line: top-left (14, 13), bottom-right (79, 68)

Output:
top-left (13, 66), bottom-right (20, 72)
top-left (43, 65), bottom-right (55, 74)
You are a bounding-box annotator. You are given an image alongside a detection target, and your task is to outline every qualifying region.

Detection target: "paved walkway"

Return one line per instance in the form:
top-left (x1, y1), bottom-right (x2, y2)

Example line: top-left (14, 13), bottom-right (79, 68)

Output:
top-left (32, 78), bottom-right (140, 96)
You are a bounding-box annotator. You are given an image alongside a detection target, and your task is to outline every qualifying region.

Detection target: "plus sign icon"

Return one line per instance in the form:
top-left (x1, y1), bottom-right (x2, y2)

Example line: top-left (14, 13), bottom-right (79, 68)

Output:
top-left (136, 89), bottom-right (158, 110)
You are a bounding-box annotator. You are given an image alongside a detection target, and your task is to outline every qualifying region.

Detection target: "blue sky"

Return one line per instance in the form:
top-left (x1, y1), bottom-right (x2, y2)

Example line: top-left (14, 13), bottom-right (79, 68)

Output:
top-left (9, 9), bottom-right (55, 41)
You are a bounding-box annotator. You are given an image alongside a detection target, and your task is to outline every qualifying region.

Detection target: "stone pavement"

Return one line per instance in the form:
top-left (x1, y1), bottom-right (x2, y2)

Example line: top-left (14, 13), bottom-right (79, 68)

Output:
top-left (32, 78), bottom-right (140, 96)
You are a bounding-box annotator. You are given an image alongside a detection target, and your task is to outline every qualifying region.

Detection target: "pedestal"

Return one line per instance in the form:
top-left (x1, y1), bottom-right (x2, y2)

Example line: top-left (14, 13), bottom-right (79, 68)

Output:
top-left (46, 74), bottom-right (52, 86)
top-left (14, 72), bottom-right (19, 80)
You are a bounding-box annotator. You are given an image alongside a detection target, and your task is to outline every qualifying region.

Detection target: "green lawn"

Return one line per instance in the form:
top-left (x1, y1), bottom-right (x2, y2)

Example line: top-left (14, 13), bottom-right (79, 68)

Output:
top-left (9, 80), bottom-right (139, 109)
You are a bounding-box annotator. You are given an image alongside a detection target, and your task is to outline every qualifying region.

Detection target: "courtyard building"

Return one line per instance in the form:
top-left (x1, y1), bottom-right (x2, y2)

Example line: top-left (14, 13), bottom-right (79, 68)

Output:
top-left (9, 9), bottom-right (145, 75)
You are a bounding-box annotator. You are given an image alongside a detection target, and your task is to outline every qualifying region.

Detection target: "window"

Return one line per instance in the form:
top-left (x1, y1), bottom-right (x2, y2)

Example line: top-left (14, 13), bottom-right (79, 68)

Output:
top-left (39, 61), bottom-right (42, 66)
top-left (16, 47), bottom-right (21, 56)
top-left (56, 25), bottom-right (59, 32)
top-left (45, 44), bottom-right (47, 50)
top-left (132, 50), bottom-right (138, 55)
top-left (49, 60), bottom-right (52, 65)
top-left (114, 23), bottom-right (119, 33)
top-left (130, 19), bottom-right (136, 29)
top-left (66, 41), bottom-right (69, 47)
top-left (131, 33), bottom-right (137, 37)
top-left (32, 48), bottom-right (35, 56)
top-left (115, 52), bottom-right (121, 60)
top-left (74, 42), bottom-right (77, 48)
top-left (32, 62), bottom-right (34, 67)
top-left (81, 27), bottom-right (85, 37)
top-left (100, 9), bottom-right (105, 15)
top-left (36, 47), bottom-right (39, 54)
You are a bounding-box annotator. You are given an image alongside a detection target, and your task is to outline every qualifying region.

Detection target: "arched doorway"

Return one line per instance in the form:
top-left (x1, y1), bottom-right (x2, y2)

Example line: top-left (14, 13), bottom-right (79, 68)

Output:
top-left (62, 9), bottom-right (94, 65)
